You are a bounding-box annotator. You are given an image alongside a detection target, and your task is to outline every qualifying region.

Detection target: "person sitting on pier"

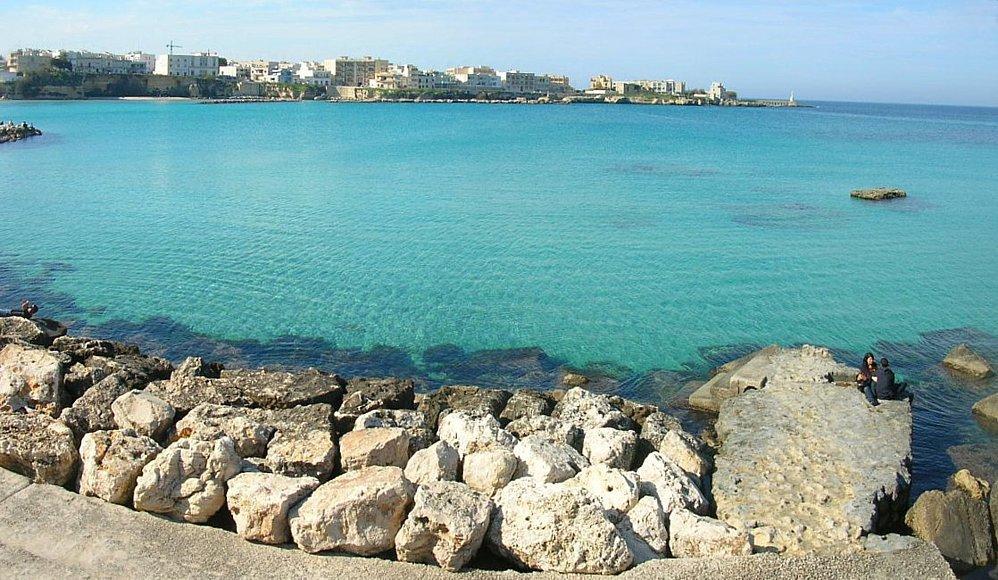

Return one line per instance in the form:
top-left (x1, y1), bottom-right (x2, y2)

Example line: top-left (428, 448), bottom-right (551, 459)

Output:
top-left (872, 358), bottom-right (913, 403)
top-left (857, 352), bottom-right (876, 400)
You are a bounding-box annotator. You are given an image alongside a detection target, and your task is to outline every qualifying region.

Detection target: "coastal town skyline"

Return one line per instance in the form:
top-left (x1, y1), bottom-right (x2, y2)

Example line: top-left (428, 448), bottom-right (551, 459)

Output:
top-left (2, 0), bottom-right (996, 106)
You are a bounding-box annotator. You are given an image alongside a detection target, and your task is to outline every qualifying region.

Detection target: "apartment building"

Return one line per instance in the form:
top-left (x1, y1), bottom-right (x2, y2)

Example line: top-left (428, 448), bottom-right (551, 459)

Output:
top-left (324, 56), bottom-right (390, 87)
top-left (154, 53), bottom-right (220, 77)
top-left (124, 52), bottom-right (157, 74)
top-left (6, 49), bottom-right (54, 74)
top-left (446, 66), bottom-right (501, 89)
top-left (60, 51), bottom-right (133, 75)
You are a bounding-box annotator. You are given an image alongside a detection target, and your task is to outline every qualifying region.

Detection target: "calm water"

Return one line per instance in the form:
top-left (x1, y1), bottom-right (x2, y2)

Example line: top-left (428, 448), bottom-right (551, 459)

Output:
top-left (0, 99), bottom-right (996, 495)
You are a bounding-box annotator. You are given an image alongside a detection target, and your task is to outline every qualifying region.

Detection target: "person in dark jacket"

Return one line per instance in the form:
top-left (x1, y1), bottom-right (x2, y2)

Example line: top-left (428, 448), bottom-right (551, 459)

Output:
top-left (872, 358), bottom-right (913, 403)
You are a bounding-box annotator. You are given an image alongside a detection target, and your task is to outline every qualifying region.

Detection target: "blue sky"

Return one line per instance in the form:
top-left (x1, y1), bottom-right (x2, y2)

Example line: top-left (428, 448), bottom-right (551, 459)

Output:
top-left (2, 0), bottom-right (997, 105)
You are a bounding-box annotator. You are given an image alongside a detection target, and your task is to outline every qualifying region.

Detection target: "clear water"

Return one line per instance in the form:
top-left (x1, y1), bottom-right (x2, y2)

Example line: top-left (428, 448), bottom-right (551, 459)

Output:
top-left (0, 99), bottom-right (996, 496)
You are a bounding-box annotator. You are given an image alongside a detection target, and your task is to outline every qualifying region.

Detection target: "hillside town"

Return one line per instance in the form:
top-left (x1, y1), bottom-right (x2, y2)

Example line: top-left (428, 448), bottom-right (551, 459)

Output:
top-left (0, 47), bottom-right (796, 106)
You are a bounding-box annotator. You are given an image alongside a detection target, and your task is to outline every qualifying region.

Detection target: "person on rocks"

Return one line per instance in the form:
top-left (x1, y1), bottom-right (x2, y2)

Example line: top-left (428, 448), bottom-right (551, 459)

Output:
top-left (857, 352), bottom-right (877, 404)
top-left (872, 357), bottom-right (913, 403)
top-left (5, 299), bottom-right (39, 319)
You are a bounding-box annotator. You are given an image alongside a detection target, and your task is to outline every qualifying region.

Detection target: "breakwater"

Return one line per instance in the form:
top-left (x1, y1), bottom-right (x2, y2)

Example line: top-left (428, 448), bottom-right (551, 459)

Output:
top-left (0, 121), bottom-right (41, 143)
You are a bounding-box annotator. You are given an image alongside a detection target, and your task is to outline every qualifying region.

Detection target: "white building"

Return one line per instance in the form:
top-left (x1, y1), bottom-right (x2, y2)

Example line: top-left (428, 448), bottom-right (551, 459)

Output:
top-left (154, 53), bottom-right (220, 77)
top-left (59, 51), bottom-right (133, 75)
top-left (295, 62), bottom-right (331, 87)
top-left (708, 81), bottom-right (726, 101)
top-left (124, 51), bottom-right (156, 74)
top-left (324, 56), bottom-right (390, 87)
top-left (447, 66), bottom-right (501, 90)
top-left (219, 62), bottom-right (251, 79)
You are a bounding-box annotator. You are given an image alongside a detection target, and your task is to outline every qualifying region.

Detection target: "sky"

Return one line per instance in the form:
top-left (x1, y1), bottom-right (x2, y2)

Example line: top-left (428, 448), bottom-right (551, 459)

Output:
top-left (2, 0), bottom-right (997, 105)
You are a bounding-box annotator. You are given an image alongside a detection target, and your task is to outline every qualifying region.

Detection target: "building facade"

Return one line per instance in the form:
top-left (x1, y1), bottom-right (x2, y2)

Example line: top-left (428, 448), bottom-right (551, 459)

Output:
top-left (124, 52), bottom-right (157, 74)
top-left (154, 53), bottom-right (220, 77)
top-left (60, 51), bottom-right (133, 75)
top-left (324, 56), bottom-right (390, 87)
top-left (7, 49), bottom-right (54, 75)
top-left (447, 66), bottom-right (501, 89)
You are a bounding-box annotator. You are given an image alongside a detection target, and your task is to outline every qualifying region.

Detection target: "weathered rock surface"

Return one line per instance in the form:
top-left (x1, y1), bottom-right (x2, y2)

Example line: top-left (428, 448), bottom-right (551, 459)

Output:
top-left (971, 392), bottom-right (998, 427)
top-left (851, 187), bottom-right (907, 201)
top-left (513, 434), bottom-right (588, 483)
top-left (395, 480), bottom-right (492, 571)
top-left (335, 377), bottom-right (415, 431)
top-left (488, 477), bottom-right (633, 574)
top-left (62, 362), bottom-right (107, 399)
top-left (553, 387), bottom-right (631, 430)
top-left (714, 380), bottom-right (912, 553)
top-left (947, 469), bottom-right (991, 501)
top-left (669, 509), bottom-right (752, 558)
top-left (617, 495), bottom-right (669, 562)
top-left (251, 404), bottom-right (338, 481)
top-left (404, 441), bottom-right (459, 485)
top-left (505, 414), bottom-right (582, 448)
top-left (437, 411), bottom-right (516, 457)
top-left (0, 412), bottom-right (78, 485)
top-left (0, 343), bottom-right (64, 414)
top-left (462, 448), bottom-right (518, 496)
top-left (354, 408), bottom-right (435, 454)
top-left (226, 472), bottom-right (319, 544)
top-left (636, 452), bottom-right (708, 515)
top-left (689, 345), bottom-right (782, 412)
top-left (218, 367), bottom-right (344, 409)
top-left (49, 336), bottom-right (139, 362)
top-left (289, 466), bottom-right (414, 555)
top-left (566, 464), bottom-right (640, 516)
top-left (905, 488), bottom-right (994, 572)
top-left (639, 411), bottom-right (684, 450)
top-left (340, 427), bottom-right (410, 471)
top-left (0, 317), bottom-right (64, 346)
top-left (77, 429), bottom-right (160, 505)
top-left (132, 436), bottom-right (241, 523)
top-left (656, 429), bottom-right (710, 484)
top-left (418, 386), bottom-right (511, 430)
top-left (499, 389), bottom-right (555, 423)
top-left (59, 373), bottom-right (131, 439)
top-left (111, 390), bottom-right (175, 441)
top-left (83, 355), bottom-right (173, 391)
top-left (943, 344), bottom-right (993, 379)
top-left (174, 403), bottom-right (275, 458)
top-left (582, 427), bottom-right (637, 470)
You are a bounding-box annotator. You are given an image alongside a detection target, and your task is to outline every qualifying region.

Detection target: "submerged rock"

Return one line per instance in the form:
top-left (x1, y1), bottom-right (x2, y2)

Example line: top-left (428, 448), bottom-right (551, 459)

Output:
top-left (395, 481), bottom-right (493, 571)
top-left (905, 488), bottom-right (994, 571)
top-left (77, 429), bottom-right (160, 505)
top-left (942, 344), bottom-right (993, 379)
top-left (0, 412), bottom-right (78, 485)
top-left (226, 472), bottom-right (319, 544)
top-left (850, 187), bottom-right (907, 201)
top-left (972, 393), bottom-right (998, 427)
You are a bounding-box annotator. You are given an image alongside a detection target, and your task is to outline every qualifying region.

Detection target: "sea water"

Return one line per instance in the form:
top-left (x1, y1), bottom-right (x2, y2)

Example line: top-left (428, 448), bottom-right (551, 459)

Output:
top-left (0, 99), bottom-right (996, 495)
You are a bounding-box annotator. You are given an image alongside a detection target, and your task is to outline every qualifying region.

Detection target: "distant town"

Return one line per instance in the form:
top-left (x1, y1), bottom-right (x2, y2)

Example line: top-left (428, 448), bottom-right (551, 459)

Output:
top-left (0, 47), bottom-right (797, 107)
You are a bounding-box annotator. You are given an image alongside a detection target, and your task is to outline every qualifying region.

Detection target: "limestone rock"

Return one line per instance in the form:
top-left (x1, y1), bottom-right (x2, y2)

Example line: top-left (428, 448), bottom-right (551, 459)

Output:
top-left (339, 427), bottom-right (410, 471)
top-left (905, 488), bottom-right (994, 571)
top-left (462, 448), bottom-right (518, 496)
top-left (561, 372), bottom-right (589, 388)
top-left (513, 435), bottom-right (588, 483)
top-left (947, 469), bottom-right (991, 501)
top-left (251, 404), bottom-right (338, 481)
top-left (289, 466), bottom-right (414, 555)
top-left (0, 317), bottom-right (54, 345)
top-left (850, 187), bottom-right (907, 201)
top-left (669, 509), bottom-right (752, 558)
top-left (0, 342), bottom-right (64, 414)
top-left (991, 480), bottom-right (997, 551)
top-left (82, 355), bottom-right (173, 391)
top-left (688, 380), bottom-right (721, 413)
top-left (617, 495), bottom-right (669, 562)
top-left (417, 386), bottom-right (512, 431)
top-left (174, 403), bottom-right (275, 458)
top-left (404, 441), bottom-right (459, 485)
top-left (354, 408), bottom-right (435, 454)
top-left (217, 367), bottom-right (344, 409)
top-left (768, 345), bottom-right (857, 384)
top-left (566, 464), bottom-right (640, 516)
top-left (77, 429), bottom-right (160, 505)
top-left (657, 429), bottom-right (711, 484)
top-left (144, 375), bottom-right (243, 414)
top-left (553, 387), bottom-right (631, 430)
top-left (640, 412), bottom-right (684, 450)
top-left (499, 389), bottom-right (555, 423)
top-left (395, 480), bottom-right (493, 571)
top-left (111, 390), bottom-right (175, 441)
top-left (226, 472), bottom-right (319, 544)
top-left (487, 477), bottom-right (632, 574)
top-left (944, 344), bottom-right (993, 379)
top-left (506, 414), bottom-right (582, 449)
top-left (862, 533), bottom-right (925, 553)
top-left (335, 377), bottom-right (415, 432)
top-left (438, 410), bottom-right (516, 457)
top-left (62, 362), bottom-right (106, 399)
top-left (0, 412), bottom-right (78, 485)
top-left (972, 393), bottom-right (998, 427)
top-left (636, 452), bottom-right (708, 515)
top-left (611, 396), bottom-right (658, 427)
top-left (132, 436), bottom-right (241, 523)
top-left (50, 336), bottom-right (139, 362)
top-left (582, 427), bottom-right (637, 470)
top-left (59, 373), bottom-right (131, 439)
top-left (174, 356), bottom-right (223, 380)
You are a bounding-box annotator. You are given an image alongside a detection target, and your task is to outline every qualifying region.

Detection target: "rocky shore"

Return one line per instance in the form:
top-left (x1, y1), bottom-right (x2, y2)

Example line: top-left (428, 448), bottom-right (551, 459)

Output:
top-left (0, 318), bottom-right (971, 576)
top-left (0, 121), bottom-right (42, 144)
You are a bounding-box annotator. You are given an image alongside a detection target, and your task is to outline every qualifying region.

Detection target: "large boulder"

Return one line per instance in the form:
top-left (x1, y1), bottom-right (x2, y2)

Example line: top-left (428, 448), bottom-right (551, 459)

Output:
top-left (499, 389), bottom-right (555, 423)
top-left (226, 472), bottom-right (319, 544)
top-left (111, 390), bottom-right (175, 441)
top-left (553, 387), bottom-right (631, 430)
top-left (354, 408), bottom-right (435, 454)
top-left (513, 435), bottom-right (588, 484)
top-left (714, 379), bottom-right (912, 553)
top-left (217, 367), bottom-right (344, 409)
top-left (77, 429), bottom-right (160, 505)
top-left (250, 404), bottom-right (338, 481)
top-left (417, 385), bottom-right (512, 430)
top-left (487, 477), bottom-right (633, 574)
top-left (947, 469), bottom-right (991, 501)
top-left (850, 187), bottom-right (907, 201)
top-left (437, 410), bottom-right (516, 457)
top-left (50, 336), bottom-right (139, 362)
top-left (82, 355), bottom-right (173, 391)
top-left (617, 495), bottom-right (669, 563)
top-left (0, 412), bottom-right (78, 485)
top-left (339, 427), bottom-right (410, 471)
top-left (59, 373), bottom-right (131, 439)
top-left (669, 509), bottom-right (753, 558)
top-left (905, 488), bottom-right (994, 571)
top-left (404, 441), bottom-right (459, 485)
top-left (0, 317), bottom-right (62, 346)
top-left (334, 377), bottom-right (415, 432)
top-left (395, 481), bottom-right (493, 571)
top-left (971, 393), bottom-right (998, 427)
top-left (639, 412), bottom-right (684, 450)
top-left (0, 342), bottom-right (64, 414)
top-left (566, 464), bottom-right (640, 517)
top-left (943, 344), bottom-right (993, 379)
top-left (289, 466), bottom-right (415, 556)
top-left (174, 403), bottom-right (274, 458)
top-left (506, 414), bottom-right (582, 449)
top-left (132, 436), bottom-right (241, 523)
top-left (636, 452), bottom-right (708, 515)
top-left (582, 427), bottom-right (637, 470)
top-left (656, 429), bottom-right (711, 484)
top-left (462, 448), bottom-right (518, 496)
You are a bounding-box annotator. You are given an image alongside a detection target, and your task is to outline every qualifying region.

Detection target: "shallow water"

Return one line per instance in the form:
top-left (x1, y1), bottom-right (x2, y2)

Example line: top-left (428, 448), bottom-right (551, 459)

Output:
top-left (0, 99), bottom-right (995, 497)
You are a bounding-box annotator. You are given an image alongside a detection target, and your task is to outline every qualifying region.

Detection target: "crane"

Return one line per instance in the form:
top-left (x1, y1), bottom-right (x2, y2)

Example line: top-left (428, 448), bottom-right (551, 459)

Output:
top-left (166, 41), bottom-right (183, 55)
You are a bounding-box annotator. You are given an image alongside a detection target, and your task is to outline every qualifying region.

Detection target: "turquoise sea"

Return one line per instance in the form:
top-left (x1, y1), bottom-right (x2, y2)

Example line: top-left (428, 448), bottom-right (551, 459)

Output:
top-left (1, 99), bottom-right (996, 495)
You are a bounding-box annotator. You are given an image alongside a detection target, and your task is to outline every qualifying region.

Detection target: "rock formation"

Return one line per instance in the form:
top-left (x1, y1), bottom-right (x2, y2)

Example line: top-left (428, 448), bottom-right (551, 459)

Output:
top-left (850, 187), bottom-right (907, 200)
top-left (943, 344), bottom-right (994, 379)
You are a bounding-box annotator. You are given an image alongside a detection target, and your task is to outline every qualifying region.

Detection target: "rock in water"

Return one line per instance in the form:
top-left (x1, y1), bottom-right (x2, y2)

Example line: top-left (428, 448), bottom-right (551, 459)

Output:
top-left (905, 488), bottom-right (994, 571)
top-left (487, 477), bottom-right (633, 574)
top-left (132, 436), bottom-right (241, 523)
top-left (0, 343), bottom-right (64, 414)
top-left (669, 509), bottom-right (753, 558)
top-left (289, 466), bottom-right (414, 555)
top-left (395, 481), bottom-right (493, 571)
top-left (943, 344), bottom-right (994, 379)
top-left (972, 393), bottom-right (998, 427)
top-left (0, 412), bottom-right (78, 485)
top-left (226, 472), bottom-right (319, 544)
top-left (850, 187), bottom-right (907, 201)
top-left (714, 380), bottom-right (912, 553)
top-left (77, 429), bottom-right (161, 504)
